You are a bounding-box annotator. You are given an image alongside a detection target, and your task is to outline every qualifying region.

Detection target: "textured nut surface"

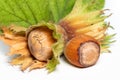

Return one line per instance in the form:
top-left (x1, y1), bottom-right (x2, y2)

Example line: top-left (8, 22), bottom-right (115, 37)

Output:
top-left (28, 27), bottom-right (56, 61)
top-left (79, 41), bottom-right (100, 67)
top-left (64, 35), bottom-right (100, 67)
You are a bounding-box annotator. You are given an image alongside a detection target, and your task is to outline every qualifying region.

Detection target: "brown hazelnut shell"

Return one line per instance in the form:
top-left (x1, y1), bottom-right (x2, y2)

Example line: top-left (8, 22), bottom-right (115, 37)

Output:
top-left (64, 34), bottom-right (100, 68)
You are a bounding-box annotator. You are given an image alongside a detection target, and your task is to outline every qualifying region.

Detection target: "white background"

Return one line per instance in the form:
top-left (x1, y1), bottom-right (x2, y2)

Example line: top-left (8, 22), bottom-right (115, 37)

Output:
top-left (0, 0), bottom-right (120, 80)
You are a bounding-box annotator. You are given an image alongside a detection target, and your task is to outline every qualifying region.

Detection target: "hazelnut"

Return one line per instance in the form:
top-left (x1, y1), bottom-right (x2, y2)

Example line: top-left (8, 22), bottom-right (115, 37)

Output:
top-left (64, 35), bottom-right (100, 67)
top-left (27, 27), bottom-right (56, 61)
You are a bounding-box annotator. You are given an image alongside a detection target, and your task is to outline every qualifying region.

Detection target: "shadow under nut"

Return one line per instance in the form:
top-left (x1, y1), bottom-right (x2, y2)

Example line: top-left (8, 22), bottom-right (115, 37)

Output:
top-left (28, 27), bottom-right (56, 61)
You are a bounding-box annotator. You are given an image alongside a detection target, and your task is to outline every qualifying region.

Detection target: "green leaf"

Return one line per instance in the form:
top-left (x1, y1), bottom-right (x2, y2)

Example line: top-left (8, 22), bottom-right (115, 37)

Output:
top-left (48, 0), bottom-right (75, 23)
top-left (0, 0), bottom-right (75, 27)
top-left (0, 0), bottom-right (50, 27)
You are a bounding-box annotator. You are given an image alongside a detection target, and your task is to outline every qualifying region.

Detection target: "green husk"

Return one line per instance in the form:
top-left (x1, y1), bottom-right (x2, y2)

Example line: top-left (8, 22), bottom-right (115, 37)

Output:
top-left (101, 34), bottom-right (116, 53)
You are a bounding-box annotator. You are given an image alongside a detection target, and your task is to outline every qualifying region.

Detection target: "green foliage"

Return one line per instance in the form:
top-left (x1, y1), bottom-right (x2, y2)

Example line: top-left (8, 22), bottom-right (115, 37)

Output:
top-left (0, 0), bottom-right (75, 27)
top-left (48, 0), bottom-right (75, 23)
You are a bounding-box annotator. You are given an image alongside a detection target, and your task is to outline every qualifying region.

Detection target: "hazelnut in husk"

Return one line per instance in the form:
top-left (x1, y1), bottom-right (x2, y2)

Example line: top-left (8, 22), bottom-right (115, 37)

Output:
top-left (27, 27), bottom-right (56, 61)
top-left (26, 22), bottom-right (66, 62)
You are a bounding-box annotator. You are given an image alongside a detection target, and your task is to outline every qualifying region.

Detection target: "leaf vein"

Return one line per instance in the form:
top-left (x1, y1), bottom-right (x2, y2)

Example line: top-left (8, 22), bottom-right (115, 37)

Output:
top-left (24, 0), bottom-right (38, 24)
top-left (13, 0), bottom-right (29, 23)
top-left (0, 7), bottom-right (31, 25)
